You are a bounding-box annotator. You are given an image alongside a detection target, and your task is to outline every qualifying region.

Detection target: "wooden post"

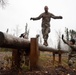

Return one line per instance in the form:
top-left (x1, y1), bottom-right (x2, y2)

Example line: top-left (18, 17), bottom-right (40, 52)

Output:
top-left (53, 52), bottom-right (55, 65)
top-left (53, 51), bottom-right (62, 65)
top-left (12, 49), bottom-right (21, 68)
top-left (58, 53), bottom-right (62, 65)
top-left (29, 38), bottom-right (39, 69)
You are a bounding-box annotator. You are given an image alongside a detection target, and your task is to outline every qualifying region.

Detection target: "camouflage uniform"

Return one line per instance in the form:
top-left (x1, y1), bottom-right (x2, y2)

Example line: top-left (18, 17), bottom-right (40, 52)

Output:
top-left (30, 7), bottom-right (62, 46)
top-left (42, 23), bottom-right (50, 42)
top-left (68, 45), bottom-right (76, 68)
top-left (40, 12), bottom-right (52, 42)
top-left (31, 12), bottom-right (55, 40)
top-left (62, 36), bottom-right (76, 68)
top-left (30, 12), bottom-right (55, 45)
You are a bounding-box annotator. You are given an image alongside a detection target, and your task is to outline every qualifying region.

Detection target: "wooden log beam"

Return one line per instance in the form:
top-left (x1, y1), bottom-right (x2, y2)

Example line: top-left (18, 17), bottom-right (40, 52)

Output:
top-left (39, 44), bottom-right (68, 53)
top-left (0, 31), bottom-right (69, 53)
top-left (0, 31), bottom-right (30, 49)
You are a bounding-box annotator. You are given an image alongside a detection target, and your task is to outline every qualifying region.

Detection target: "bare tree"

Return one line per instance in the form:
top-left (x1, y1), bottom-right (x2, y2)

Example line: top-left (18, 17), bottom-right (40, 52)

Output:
top-left (69, 29), bottom-right (76, 40)
top-left (0, 0), bottom-right (8, 8)
top-left (55, 30), bottom-right (62, 50)
top-left (6, 28), bottom-right (9, 33)
top-left (65, 27), bottom-right (69, 41)
top-left (25, 23), bottom-right (29, 39)
top-left (13, 25), bottom-right (20, 37)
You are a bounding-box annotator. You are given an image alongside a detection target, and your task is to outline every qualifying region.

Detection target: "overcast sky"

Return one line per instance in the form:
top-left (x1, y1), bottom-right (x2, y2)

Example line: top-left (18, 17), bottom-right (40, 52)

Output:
top-left (0, 0), bottom-right (76, 47)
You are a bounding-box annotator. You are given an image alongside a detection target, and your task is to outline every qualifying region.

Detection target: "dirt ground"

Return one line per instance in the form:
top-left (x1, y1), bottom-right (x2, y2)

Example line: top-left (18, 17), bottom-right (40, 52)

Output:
top-left (0, 52), bottom-right (76, 75)
top-left (0, 65), bottom-right (76, 75)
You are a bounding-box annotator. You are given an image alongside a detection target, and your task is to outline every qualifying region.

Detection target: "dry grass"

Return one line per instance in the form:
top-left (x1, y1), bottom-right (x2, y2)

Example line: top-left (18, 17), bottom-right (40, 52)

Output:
top-left (38, 52), bottom-right (69, 68)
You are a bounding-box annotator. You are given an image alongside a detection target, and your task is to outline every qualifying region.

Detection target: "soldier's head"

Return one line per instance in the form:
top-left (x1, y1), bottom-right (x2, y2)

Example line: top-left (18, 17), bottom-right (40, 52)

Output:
top-left (44, 6), bottom-right (48, 13)
top-left (69, 39), bottom-right (75, 45)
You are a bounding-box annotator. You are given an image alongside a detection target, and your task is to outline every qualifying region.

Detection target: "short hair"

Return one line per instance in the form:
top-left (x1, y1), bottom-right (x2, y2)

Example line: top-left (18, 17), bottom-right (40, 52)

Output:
top-left (44, 6), bottom-right (48, 9)
top-left (70, 39), bottom-right (75, 44)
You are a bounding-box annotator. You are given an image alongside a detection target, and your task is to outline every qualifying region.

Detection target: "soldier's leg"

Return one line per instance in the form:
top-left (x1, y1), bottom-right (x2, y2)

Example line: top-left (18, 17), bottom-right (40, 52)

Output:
top-left (42, 28), bottom-right (46, 45)
top-left (43, 34), bottom-right (48, 46)
top-left (42, 27), bottom-right (50, 46)
top-left (44, 27), bottom-right (50, 46)
top-left (68, 57), bottom-right (76, 70)
top-left (68, 59), bottom-right (73, 68)
top-left (43, 28), bottom-right (49, 46)
top-left (42, 28), bottom-right (44, 37)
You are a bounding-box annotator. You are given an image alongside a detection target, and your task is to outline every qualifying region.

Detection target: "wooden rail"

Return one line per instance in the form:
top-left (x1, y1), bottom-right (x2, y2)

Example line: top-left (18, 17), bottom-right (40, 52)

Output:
top-left (0, 31), bottom-right (68, 53)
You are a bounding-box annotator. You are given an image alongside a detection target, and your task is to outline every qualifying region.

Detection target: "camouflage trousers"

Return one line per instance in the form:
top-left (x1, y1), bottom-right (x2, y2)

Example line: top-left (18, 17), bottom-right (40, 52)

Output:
top-left (68, 55), bottom-right (76, 69)
top-left (42, 27), bottom-right (50, 41)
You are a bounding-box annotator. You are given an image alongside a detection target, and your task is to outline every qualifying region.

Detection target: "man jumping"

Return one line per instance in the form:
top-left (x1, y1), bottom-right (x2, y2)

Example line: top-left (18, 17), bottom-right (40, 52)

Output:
top-left (30, 6), bottom-right (63, 46)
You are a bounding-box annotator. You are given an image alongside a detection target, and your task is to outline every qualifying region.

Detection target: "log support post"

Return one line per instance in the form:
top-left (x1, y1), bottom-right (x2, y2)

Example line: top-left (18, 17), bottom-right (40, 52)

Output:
top-left (53, 51), bottom-right (62, 65)
top-left (53, 52), bottom-right (55, 65)
top-left (58, 51), bottom-right (62, 65)
top-left (29, 38), bottom-right (39, 69)
top-left (12, 49), bottom-right (21, 69)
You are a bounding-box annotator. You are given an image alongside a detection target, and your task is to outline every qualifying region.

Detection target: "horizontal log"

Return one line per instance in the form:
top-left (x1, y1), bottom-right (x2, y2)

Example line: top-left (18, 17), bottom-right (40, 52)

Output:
top-left (0, 31), bottom-right (30, 49)
top-left (0, 31), bottom-right (69, 53)
top-left (39, 44), bottom-right (69, 53)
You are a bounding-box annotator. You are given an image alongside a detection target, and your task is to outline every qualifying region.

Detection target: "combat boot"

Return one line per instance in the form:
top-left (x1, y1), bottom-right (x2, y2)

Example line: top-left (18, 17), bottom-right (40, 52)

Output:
top-left (43, 40), bottom-right (48, 46)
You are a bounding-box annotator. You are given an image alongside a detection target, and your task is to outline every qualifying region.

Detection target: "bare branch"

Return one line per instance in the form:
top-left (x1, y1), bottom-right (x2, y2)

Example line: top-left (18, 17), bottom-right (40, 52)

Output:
top-left (0, 0), bottom-right (8, 8)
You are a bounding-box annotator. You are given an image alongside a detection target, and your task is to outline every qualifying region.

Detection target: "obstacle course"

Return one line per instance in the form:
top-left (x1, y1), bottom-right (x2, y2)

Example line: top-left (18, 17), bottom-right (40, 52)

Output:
top-left (0, 31), bottom-right (68, 69)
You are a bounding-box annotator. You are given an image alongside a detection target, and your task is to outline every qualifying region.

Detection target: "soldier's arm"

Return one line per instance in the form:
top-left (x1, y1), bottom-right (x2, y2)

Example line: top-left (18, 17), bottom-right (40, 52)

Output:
top-left (62, 34), bottom-right (75, 49)
top-left (30, 14), bottom-right (42, 20)
top-left (51, 13), bottom-right (63, 19)
top-left (62, 35), bottom-right (68, 44)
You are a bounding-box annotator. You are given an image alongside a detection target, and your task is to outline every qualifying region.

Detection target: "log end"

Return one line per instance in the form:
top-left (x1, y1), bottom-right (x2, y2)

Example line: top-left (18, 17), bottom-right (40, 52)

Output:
top-left (0, 31), bottom-right (5, 44)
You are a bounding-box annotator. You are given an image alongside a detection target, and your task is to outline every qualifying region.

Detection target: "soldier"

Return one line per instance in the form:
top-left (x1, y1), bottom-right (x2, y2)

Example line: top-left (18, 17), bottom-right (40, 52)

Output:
top-left (62, 34), bottom-right (76, 70)
top-left (30, 6), bottom-right (63, 46)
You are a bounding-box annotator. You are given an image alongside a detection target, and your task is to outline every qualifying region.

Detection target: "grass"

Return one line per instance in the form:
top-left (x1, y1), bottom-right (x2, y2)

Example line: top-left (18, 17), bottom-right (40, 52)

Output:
top-left (38, 52), bottom-right (69, 68)
top-left (0, 51), bottom-right (76, 70)
top-left (0, 48), bottom-right (12, 52)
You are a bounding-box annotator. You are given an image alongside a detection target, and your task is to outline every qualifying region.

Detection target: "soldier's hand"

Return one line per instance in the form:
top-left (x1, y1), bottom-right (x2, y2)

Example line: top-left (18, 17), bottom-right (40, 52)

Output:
top-left (59, 16), bottom-right (63, 19)
top-left (30, 18), bottom-right (33, 20)
top-left (62, 34), bottom-right (67, 44)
